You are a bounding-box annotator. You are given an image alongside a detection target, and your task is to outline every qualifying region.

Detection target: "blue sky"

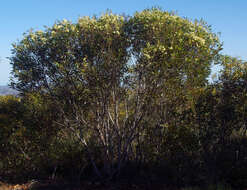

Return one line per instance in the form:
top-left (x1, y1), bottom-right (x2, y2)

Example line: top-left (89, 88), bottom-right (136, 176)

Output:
top-left (0, 0), bottom-right (246, 85)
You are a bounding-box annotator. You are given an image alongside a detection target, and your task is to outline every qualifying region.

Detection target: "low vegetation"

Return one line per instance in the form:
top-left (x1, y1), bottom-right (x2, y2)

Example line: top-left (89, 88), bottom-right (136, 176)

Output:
top-left (1, 8), bottom-right (247, 189)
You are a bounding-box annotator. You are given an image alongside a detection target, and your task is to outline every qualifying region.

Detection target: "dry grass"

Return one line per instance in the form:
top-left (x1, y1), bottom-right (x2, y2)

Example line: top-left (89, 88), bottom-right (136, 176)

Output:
top-left (0, 180), bottom-right (236, 190)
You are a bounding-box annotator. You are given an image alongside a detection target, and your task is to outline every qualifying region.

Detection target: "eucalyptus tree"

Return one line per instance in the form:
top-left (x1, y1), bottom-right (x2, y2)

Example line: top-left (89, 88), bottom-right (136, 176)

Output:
top-left (10, 8), bottom-right (222, 179)
top-left (126, 9), bottom-right (222, 160)
top-left (11, 13), bottom-right (134, 178)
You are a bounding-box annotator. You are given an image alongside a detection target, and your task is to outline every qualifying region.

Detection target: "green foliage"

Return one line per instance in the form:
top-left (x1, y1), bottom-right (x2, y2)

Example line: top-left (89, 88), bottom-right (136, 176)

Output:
top-left (129, 8), bottom-right (221, 85)
top-left (3, 8), bottom-right (247, 189)
top-left (0, 94), bottom-right (61, 181)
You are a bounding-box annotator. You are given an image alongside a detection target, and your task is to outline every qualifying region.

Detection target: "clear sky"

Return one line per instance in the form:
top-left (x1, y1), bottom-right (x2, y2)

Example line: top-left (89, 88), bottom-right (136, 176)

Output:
top-left (0, 0), bottom-right (246, 85)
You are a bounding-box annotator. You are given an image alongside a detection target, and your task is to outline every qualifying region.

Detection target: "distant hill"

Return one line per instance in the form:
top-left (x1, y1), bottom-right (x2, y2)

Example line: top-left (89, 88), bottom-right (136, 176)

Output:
top-left (0, 86), bottom-right (18, 96)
